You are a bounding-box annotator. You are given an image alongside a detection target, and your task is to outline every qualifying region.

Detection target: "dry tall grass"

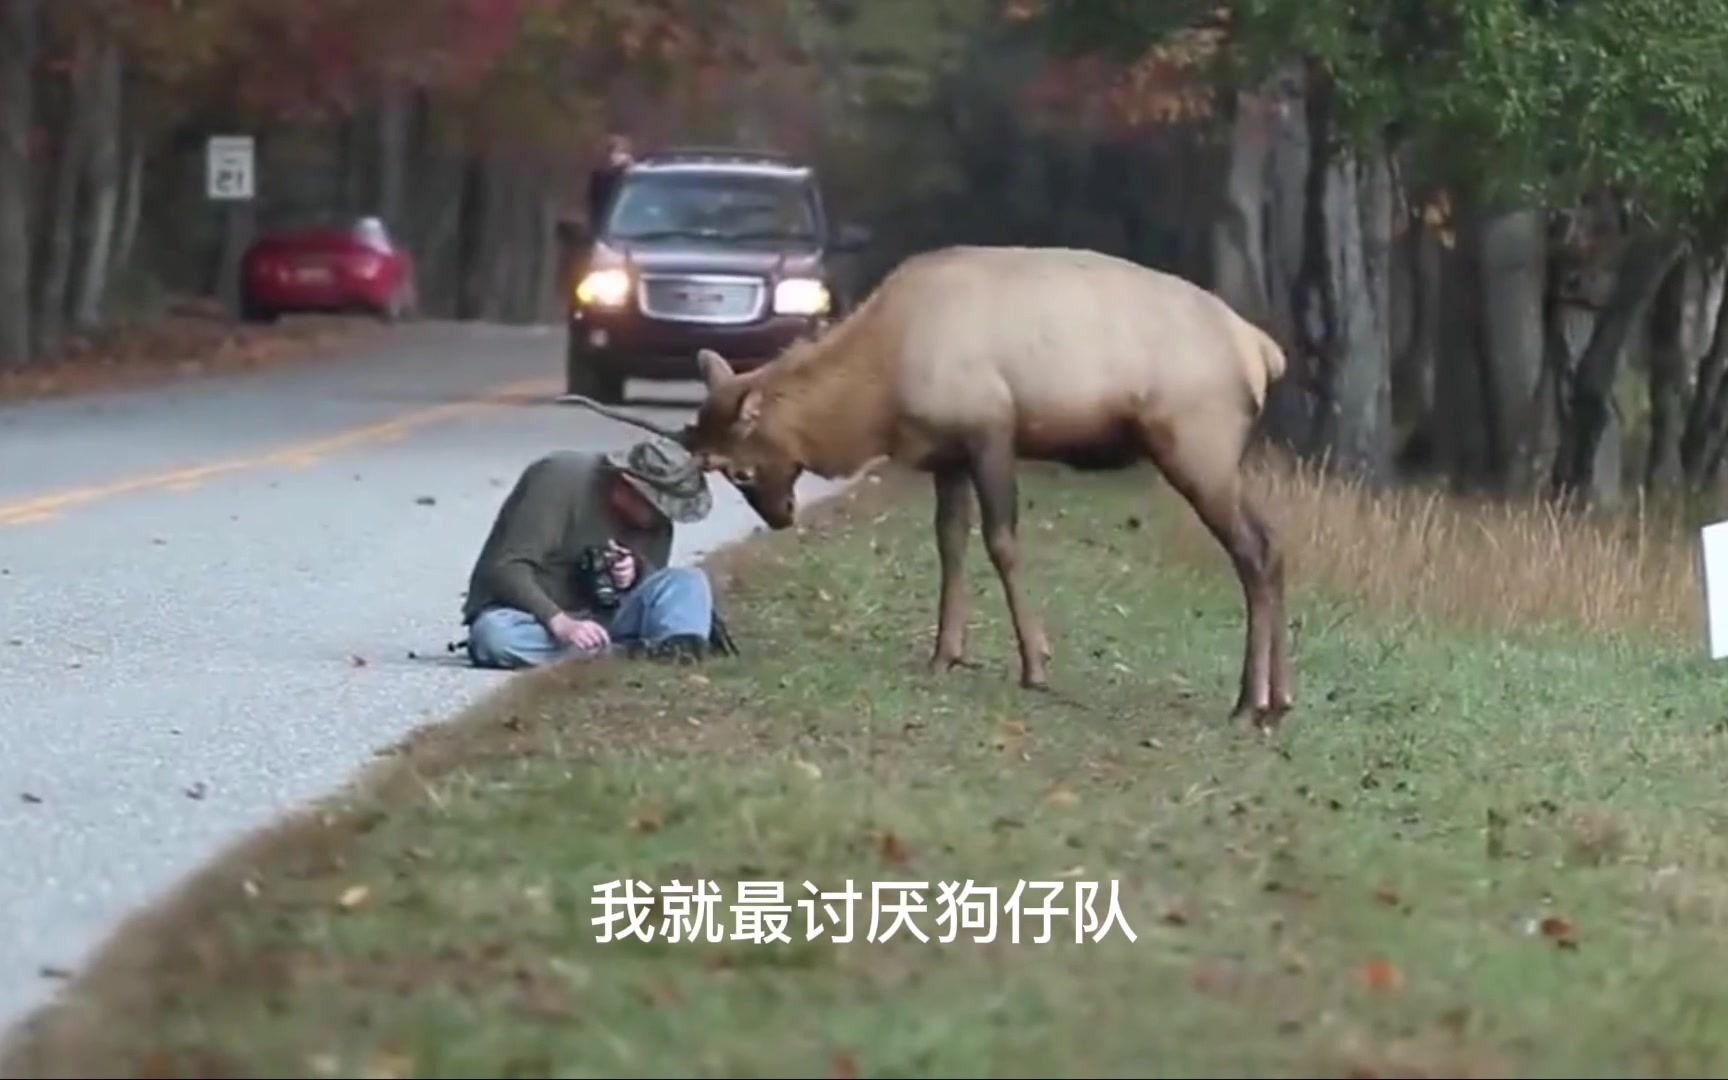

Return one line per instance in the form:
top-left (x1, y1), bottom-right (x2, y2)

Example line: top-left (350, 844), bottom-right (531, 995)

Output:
top-left (1161, 450), bottom-right (1705, 645)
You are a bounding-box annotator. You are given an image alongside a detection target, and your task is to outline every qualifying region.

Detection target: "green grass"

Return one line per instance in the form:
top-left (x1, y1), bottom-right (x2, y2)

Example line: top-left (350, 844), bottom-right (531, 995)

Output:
top-left (10, 462), bottom-right (1728, 1078)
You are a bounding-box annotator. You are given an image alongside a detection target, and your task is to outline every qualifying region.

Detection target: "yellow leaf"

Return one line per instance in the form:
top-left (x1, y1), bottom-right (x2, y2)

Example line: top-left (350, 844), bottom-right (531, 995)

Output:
top-left (363, 1050), bottom-right (414, 1080)
top-left (337, 884), bottom-right (370, 911)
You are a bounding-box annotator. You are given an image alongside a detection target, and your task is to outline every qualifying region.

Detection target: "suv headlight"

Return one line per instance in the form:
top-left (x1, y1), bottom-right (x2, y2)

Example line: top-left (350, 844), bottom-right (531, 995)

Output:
top-left (575, 268), bottom-right (631, 308)
top-left (773, 277), bottom-right (831, 316)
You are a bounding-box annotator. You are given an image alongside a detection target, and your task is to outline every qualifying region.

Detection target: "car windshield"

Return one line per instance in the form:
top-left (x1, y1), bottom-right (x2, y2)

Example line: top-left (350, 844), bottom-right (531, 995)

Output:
top-left (604, 171), bottom-right (818, 243)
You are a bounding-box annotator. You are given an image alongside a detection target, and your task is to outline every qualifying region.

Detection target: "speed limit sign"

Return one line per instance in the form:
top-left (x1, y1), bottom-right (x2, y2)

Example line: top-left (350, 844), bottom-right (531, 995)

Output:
top-left (206, 135), bottom-right (255, 201)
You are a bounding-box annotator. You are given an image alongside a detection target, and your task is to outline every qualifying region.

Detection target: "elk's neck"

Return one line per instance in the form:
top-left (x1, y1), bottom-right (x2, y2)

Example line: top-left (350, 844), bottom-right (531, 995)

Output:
top-left (765, 339), bottom-right (894, 478)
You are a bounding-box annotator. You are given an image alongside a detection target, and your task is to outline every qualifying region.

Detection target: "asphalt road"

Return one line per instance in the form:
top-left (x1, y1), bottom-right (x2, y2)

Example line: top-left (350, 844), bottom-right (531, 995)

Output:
top-left (0, 319), bottom-right (849, 1032)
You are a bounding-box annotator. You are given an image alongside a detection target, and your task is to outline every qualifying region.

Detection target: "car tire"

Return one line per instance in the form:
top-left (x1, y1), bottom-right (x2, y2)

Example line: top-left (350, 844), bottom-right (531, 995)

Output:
top-left (566, 337), bottom-right (626, 404)
top-left (381, 280), bottom-right (419, 323)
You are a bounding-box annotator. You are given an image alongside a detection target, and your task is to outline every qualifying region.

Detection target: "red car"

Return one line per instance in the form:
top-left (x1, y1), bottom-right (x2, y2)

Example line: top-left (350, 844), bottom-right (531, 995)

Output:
top-left (240, 215), bottom-right (419, 322)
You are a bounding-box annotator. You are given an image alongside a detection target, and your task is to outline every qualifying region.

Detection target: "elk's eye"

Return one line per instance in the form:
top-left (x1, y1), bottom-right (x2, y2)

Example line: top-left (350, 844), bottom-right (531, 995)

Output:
top-left (733, 466), bottom-right (757, 485)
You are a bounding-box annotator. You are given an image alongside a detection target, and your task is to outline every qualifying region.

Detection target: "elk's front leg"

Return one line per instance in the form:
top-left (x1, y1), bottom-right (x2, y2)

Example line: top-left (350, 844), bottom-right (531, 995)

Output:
top-left (968, 443), bottom-right (1051, 689)
top-left (929, 465), bottom-right (976, 672)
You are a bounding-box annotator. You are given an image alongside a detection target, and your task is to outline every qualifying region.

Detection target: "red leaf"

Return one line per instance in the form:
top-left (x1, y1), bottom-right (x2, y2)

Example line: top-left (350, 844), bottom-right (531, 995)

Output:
top-left (1359, 958), bottom-right (1404, 993)
top-left (829, 1050), bottom-right (860, 1080)
top-left (876, 830), bottom-right (912, 866)
top-left (1540, 915), bottom-right (1579, 949)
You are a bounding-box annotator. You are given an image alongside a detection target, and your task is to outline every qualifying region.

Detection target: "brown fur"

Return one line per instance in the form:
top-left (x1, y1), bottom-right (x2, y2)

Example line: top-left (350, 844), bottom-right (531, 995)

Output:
top-left (686, 244), bottom-right (1294, 725)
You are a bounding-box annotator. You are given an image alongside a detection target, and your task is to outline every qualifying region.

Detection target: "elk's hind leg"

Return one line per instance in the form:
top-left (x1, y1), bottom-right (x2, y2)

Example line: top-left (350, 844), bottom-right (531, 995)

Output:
top-left (930, 465), bottom-right (979, 672)
top-left (968, 437), bottom-right (1052, 689)
top-left (1136, 412), bottom-right (1284, 727)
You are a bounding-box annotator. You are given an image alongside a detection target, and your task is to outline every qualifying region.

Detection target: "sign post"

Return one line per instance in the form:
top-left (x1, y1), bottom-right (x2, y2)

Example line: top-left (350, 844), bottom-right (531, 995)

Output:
top-left (1701, 520), bottom-right (1728, 659)
top-left (206, 135), bottom-right (256, 320)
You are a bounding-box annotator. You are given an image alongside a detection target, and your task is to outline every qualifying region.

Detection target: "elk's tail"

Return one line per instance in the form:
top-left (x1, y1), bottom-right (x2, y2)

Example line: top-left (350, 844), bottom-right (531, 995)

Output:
top-left (1234, 320), bottom-right (1289, 415)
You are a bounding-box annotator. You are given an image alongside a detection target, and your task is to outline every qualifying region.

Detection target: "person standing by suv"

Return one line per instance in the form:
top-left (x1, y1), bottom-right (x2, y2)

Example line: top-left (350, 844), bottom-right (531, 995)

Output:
top-left (586, 134), bottom-right (634, 227)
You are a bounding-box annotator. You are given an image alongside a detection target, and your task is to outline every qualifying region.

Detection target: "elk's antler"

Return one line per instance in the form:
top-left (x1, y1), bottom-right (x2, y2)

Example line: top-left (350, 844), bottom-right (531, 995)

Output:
top-left (558, 394), bottom-right (689, 444)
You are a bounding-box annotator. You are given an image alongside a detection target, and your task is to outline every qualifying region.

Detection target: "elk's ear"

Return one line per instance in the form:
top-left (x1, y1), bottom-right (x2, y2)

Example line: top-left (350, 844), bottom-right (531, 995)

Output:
top-left (697, 349), bottom-right (734, 389)
top-left (736, 387), bottom-right (763, 435)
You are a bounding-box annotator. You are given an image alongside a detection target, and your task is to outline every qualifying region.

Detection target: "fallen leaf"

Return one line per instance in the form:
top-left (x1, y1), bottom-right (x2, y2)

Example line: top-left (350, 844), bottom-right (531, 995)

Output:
top-left (338, 884), bottom-right (371, 911)
top-left (184, 781), bottom-right (208, 800)
top-left (993, 720), bottom-right (1029, 751)
top-left (1539, 914), bottom-right (1578, 949)
top-left (877, 830), bottom-right (912, 866)
top-left (37, 965), bottom-right (71, 979)
top-left (306, 1053), bottom-right (340, 1076)
top-left (414, 495), bottom-right (436, 506)
top-left (830, 1049), bottom-right (860, 1079)
top-left (350, 654), bottom-right (369, 667)
top-left (20, 792), bottom-right (41, 804)
top-left (1056, 864), bottom-right (1087, 878)
top-left (1162, 907), bottom-right (1189, 926)
top-left (1359, 958), bottom-right (1404, 993)
top-left (793, 759), bottom-right (823, 781)
top-left (640, 982), bottom-right (682, 1007)
top-left (631, 804), bottom-right (664, 833)
top-left (1045, 786), bottom-right (1080, 809)
top-left (1439, 1005), bottom-right (1471, 1036)
top-left (1374, 885), bottom-right (1401, 907)
top-left (363, 1050), bottom-right (414, 1079)
top-left (1189, 958), bottom-right (1243, 996)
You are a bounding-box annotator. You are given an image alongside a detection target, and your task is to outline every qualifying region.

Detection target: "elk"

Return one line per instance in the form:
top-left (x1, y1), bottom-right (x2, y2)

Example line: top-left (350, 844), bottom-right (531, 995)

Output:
top-left (566, 245), bottom-right (1294, 727)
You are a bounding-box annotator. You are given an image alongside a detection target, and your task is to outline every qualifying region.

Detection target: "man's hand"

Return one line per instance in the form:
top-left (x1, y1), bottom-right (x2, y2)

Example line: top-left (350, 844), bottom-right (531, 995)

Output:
top-left (605, 540), bottom-right (638, 589)
top-left (549, 612), bottom-right (609, 652)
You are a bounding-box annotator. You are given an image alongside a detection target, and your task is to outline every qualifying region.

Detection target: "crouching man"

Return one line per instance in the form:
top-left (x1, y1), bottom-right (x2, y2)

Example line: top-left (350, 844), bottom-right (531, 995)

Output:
top-left (460, 438), bottom-right (719, 669)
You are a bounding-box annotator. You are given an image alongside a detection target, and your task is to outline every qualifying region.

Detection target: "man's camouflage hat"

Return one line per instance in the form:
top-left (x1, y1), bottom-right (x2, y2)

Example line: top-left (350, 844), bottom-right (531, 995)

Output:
top-left (605, 437), bottom-right (713, 524)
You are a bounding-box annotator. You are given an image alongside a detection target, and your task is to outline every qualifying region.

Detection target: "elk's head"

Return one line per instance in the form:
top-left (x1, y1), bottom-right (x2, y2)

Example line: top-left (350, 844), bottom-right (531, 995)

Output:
top-left (686, 348), bottom-right (803, 530)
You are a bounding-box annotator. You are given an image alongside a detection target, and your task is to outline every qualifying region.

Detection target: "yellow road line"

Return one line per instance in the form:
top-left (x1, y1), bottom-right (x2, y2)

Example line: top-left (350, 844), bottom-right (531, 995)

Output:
top-left (0, 375), bottom-right (558, 528)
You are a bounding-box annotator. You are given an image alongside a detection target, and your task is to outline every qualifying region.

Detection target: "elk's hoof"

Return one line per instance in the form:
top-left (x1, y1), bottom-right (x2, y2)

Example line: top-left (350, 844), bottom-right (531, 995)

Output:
top-left (928, 652), bottom-right (978, 674)
top-left (1230, 700), bottom-right (1288, 735)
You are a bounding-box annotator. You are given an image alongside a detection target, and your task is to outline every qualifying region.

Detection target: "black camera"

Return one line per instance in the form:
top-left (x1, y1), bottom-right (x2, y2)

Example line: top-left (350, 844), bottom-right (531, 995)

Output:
top-left (575, 544), bottom-right (625, 610)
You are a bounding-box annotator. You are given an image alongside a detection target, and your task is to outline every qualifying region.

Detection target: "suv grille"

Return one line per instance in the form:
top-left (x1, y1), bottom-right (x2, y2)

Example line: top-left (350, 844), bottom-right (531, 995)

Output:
top-left (639, 274), bottom-right (766, 325)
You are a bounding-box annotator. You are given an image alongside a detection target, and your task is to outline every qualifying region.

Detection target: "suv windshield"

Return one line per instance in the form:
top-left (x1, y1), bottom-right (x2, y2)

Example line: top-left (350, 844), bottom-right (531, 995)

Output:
top-left (604, 171), bottom-right (819, 244)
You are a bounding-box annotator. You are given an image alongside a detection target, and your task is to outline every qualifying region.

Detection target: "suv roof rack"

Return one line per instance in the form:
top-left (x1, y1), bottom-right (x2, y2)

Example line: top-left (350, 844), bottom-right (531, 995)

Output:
top-left (633, 146), bottom-right (807, 169)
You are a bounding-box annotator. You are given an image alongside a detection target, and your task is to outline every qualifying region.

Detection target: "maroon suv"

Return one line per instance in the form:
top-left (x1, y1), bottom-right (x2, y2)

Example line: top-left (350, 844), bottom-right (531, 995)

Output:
top-left (559, 147), bottom-right (871, 404)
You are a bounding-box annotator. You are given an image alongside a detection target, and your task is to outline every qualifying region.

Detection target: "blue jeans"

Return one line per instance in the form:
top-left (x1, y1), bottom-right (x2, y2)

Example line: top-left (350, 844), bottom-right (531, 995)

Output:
top-left (467, 566), bottom-right (713, 670)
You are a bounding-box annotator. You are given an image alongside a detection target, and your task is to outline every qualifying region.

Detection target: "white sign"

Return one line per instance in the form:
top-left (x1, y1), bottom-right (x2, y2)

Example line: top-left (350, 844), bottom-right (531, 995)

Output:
top-left (206, 135), bottom-right (255, 201)
top-left (1701, 519), bottom-right (1728, 658)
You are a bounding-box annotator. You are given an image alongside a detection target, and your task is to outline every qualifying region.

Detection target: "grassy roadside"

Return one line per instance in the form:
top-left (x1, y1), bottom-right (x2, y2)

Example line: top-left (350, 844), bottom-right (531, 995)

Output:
top-left (7, 457), bottom-right (1728, 1078)
top-left (0, 303), bottom-right (381, 405)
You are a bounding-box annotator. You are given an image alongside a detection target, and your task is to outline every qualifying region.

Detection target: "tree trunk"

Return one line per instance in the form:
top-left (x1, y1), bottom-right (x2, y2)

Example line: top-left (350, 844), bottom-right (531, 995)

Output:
top-left (1643, 252), bottom-right (1698, 493)
top-left (376, 82), bottom-right (410, 232)
top-left (1258, 63), bottom-right (1311, 450)
top-left (72, 38), bottom-right (123, 331)
top-left (1680, 257), bottom-right (1728, 489)
top-left (1208, 85), bottom-right (1273, 329)
top-left (1475, 206), bottom-right (1550, 493)
top-left (1391, 215), bottom-right (1441, 476)
top-left (111, 134), bottom-right (143, 280)
top-left (1549, 233), bottom-right (1686, 506)
top-left (37, 34), bottom-right (97, 358)
top-left (1440, 227), bottom-right (1496, 489)
top-left (1296, 69), bottom-right (1394, 485)
top-left (0, 0), bottom-right (35, 368)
